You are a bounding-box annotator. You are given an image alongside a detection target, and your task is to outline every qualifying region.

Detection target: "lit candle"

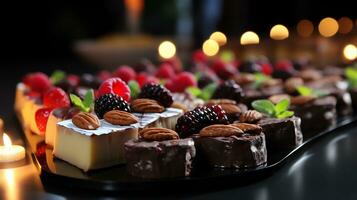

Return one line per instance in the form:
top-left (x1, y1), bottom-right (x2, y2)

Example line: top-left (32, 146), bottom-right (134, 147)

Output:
top-left (0, 133), bottom-right (25, 163)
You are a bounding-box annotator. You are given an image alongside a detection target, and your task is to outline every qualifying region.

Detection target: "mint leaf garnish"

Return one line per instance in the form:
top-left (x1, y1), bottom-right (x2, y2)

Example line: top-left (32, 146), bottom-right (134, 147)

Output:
top-left (50, 70), bottom-right (66, 84)
top-left (83, 89), bottom-right (94, 108)
top-left (128, 80), bottom-right (140, 99)
top-left (70, 93), bottom-right (91, 112)
top-left (252, 99), bottom-right (294, 119)
top-left (186, 87), bottom-right (202, 97)
top-left (200, 83), bottom-right (217, 101)
top-left (345, 67), bottom-right (357, 88)
top-left (297, 85), bottom-right (327, 97)
top-left (252, 73), bottom-right (270, 89)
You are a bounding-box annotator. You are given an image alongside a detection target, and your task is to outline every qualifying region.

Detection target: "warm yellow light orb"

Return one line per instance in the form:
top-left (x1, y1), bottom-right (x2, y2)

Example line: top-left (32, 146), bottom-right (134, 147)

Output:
top-left (202, 39), bottom-right (219, 56)
top-left (338, 17), bottom-right (353, 34)
top-left (297, 19), bottom-right (314, 37)
top-left (240, 31), bottom-right (259, 45)
top-left (270, 24), bottom-right (289, 40)
top-left (343, 44), bottom-right (357, 61)
top-left (209, 31), bottom-right (227, 46)
top-left (318, 17), bottom-right (339, 37)
top-left (158, 41), bottom-right (176, 59)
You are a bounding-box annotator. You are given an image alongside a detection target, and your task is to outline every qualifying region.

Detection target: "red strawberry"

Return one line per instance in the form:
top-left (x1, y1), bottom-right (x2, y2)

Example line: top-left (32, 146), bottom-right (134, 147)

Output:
top-left (113, 65), bottom-right (137, 83)
top-left (156, 63), bottom-right (175, 79)
top-left (211, 59), bottom-right (237, 80)
top-left (97, 78), bottom-right (131, 101)
top-left (261, 63), bottom-right (273, 75)
top-left (97, 70), bottom-right (112, 81)
top-left (35, 108), bottom-right (53, 135)
top-left (23, 72), bottom-right (52, 94)
top-left (43, 87), bottom-right (70, 109)
top-left (171, 72), bottom-right (197, 93)
top-left (192, 50), bottom-right (207, 63)
top-left (136, 73), bottom-right (159, 88)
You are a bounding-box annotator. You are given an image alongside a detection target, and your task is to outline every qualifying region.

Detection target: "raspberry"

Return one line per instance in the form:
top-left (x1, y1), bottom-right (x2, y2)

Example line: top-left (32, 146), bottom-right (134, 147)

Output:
top-left (211, 59), bottom-right (237, 80)
top-left (175, 105), bottom-right (228, 138)
top-left (113, 66), bottom-right (136, 83)
top-left (35, 108), bottom-right (53, 135)
top-left (23, 72), bottom-right (52, 94)
top-left (192, 50), bottom-right (207, 63)
top-left (171, 72), bottom-right (197, 93)
top-left (43, 87), bottom-right (70, 109)
top-left (163, 57), bottom-right (182, 72)
top-left (261, 63), bottom-right (273, 75)
top-left (139, 83), bottom-right (173, 107)
top-left (274, 60), bottom-right (293, 71)
top-left (136, 73), bottom-right (159, 88)
top-left (94, 93), bottom-right (131, 118)
top-left (67, 74), bottom-right (80, 86)
top-left (155, 63), bottom-right (175, 79)
top-left (97, 78), bottom-right (131, 101)
top-left (97, 70), bottom-right (112, 81)
top-left (212, 80), bottom-right (244, 103)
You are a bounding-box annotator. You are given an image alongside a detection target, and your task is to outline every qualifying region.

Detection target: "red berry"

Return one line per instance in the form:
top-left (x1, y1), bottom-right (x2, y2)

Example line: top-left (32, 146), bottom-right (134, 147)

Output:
top-left (261, 63), bottom-right (273, 75)
top-left (67, 74), bottom-right (80, 86)
top-left (27, 91), bottom-right (42, 98)
top-left (211, 59), bottom-right (237, 80)
top-left (43, 87), bottom-right (70, 109)
top-left (97, 78), bottom-right (131, 101)
top-left (35, 108), bottom-right (53, 135)
top-left (23, 72), bottom-right (52, 94)
top-left (156, 63), bottom-right (175, 79)
top-left (164, 79), bottom-right (175, 92)
top-left (172, 72), bottom-right (197, 93)
top-left (113, 65), bottom-right (137, 83)
top-left (136, 73), bottom-right (159, 88)
top-left (163, 57), bottom-right (182, 72)
top-left (192, 50), bottom-right (207, 63)
top-left (97, 70), bottom-right (112, 81)
top-left (275, 60), bottom-right (293, 71)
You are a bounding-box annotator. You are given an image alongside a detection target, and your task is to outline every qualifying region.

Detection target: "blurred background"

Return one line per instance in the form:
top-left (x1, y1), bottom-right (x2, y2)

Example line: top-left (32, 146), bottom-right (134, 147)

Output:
top-left (1, 0), bottom-right (357, 67)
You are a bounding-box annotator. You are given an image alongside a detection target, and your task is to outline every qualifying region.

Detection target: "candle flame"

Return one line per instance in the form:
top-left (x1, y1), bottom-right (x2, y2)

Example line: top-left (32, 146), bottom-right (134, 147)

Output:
top-left (3, 133), bottom-right (12, 148)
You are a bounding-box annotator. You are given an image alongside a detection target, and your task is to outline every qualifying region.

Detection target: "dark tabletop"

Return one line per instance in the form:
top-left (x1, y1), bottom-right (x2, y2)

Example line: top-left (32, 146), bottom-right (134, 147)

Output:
top-left (1, 62), bottom-right (357, 200)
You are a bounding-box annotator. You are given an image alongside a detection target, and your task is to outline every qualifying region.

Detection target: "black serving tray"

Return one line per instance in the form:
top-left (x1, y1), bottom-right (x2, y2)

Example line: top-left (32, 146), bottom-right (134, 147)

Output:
top-left (21, 115), bottom-right (357, 192)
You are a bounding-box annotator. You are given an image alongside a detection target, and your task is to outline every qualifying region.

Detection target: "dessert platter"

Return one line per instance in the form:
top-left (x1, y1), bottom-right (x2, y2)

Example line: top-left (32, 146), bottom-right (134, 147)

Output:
top-left (15, 53), bottom-right (357, 191)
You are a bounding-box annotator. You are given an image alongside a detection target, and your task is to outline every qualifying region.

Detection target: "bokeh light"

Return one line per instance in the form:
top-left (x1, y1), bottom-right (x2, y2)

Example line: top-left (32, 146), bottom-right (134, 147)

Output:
top-left (318, 17), bottom-right (339, 37)
top-left (338, 17), bottom-right (353, 34)
top-left (297, 19), bottom-right (314, 37)
top-left (209, 31), bottom-right (227, 46)
top-left (240, 31), bottom-right (260, 45)
top-left (158, 41), bottom-right (176, 59)
top-left (202, 39), bottom-right (220, 56)
top-left (270, 24), bottom-right (289, 40)
top-left (343, 44), bottom-right (357, 61)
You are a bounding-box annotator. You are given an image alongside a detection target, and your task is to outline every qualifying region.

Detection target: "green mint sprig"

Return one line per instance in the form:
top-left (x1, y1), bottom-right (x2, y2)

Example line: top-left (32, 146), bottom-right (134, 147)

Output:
top-left (128, 80), bottom-right (140, 99)
top-left (345, 66), bottom-right (357, 89)
top-left (252, 99), bottom-right (294, 119)
top-left (296, 85), bottom-right (327, 97)
top-left (251, 73), bottom-right (271, 89)
top-left (186, 83), bottom-right (217, 101)
top-left (70, 89), bottom-right (94, 112)
top-left (50, 70), bottom-right (66, 84)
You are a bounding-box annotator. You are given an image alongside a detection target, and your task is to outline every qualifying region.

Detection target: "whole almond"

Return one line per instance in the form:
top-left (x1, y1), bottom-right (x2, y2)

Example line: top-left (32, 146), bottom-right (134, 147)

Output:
top-left (199, 124), bottom-right (243, 137)
top-left (104, 110), bottom-right (138, 125)
top-left (131, 98), bottom-right (165, 113)
top-left (239, 110), bottom-right (263, 123)
top-left (206, 99), bottom-right (236, 105)
top-left (232, 73), bottom-right (255, 85)
top-left (285, 77), bottom-right (304, 93)
top-left (268, 94), bottom-right (291, 104)
top-left (231, 123), bottom-right (262, 135)
top-left (72, 112), bottom-right (100, 130)
top-left (291, 96), bottom-right (316, 105)
top-left (171, 101), bottom-right (188, 112)
top-left (139, 127), bottom-right (179, 141)
top-left (206, 99), bottom-right (241, 114)
top-left (299, 69), bottom-right (322, 82)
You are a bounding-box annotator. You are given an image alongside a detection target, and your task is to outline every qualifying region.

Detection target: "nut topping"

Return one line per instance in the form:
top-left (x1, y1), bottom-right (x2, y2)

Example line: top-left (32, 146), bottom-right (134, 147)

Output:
top-left (239, 110), bottom-right (263, 123)
top-left (199, 124), bottom-right (244, 137)
top-left (139, 127), bottom-right (179, 141)
top-left (290, 96), bottom-right (316, 105)
top-left (104, 110), bottom-right (138, 125)
top-left (231, 123), bottom-right (262, 135)
top-left (206, 99), bottom-right (241, 114)
top-left (171, 101), bottom-right (188, 112)
top-left (131, 98), bottom-right (165, 113)
top-left (72, 112), bottom-right (100, 130)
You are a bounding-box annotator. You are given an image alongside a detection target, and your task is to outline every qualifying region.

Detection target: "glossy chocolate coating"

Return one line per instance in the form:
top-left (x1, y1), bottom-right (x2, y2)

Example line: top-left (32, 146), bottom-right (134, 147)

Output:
top-left (291, 96), bottom-right (337, 139)
top-left (193, 132), bottom-right (267, 169)
top-left (124, 138), bottom-right (195, 179)
top-left (258, 116), bottom-right (303, 153)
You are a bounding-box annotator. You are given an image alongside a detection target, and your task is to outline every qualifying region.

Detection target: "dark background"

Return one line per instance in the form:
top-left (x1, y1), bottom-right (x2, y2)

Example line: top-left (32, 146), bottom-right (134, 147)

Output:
top-left (1, 0), bottom-right (356, 62)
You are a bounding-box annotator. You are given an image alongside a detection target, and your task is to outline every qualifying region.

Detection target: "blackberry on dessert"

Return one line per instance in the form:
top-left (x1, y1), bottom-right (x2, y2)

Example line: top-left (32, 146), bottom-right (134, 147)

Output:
top-left (94, 93), bottom-right (131, 118)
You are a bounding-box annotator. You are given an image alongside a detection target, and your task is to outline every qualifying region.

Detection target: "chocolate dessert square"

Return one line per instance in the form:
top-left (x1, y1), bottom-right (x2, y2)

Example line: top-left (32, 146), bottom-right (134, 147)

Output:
top-left (193, 133), bottom-right (267, 168)
top-left (124, 138), bottom-right (195, 179)
top-left (290, 96), bottom-right (337, 139)
top-left (349, 88), bottom-right (357, 111)
top-left (243, 85), bottom-right (284, 107)
top-left (258, 116), bottom-right (303, 152)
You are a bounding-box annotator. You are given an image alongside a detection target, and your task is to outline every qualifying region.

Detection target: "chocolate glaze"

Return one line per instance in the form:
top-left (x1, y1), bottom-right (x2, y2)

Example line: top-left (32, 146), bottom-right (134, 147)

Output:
top-left (193, 132), bottom-right (267, 169)
top-left (291, 96), bottom-right (337, 139)
top-left (258, 116), bottom-right (302, 153)
top-left (349, 88), bottom-right (357, 111)
top-left (53, 107), bottom-right (81, 119)
top-left (124, 138), bottom-right (195, 179)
